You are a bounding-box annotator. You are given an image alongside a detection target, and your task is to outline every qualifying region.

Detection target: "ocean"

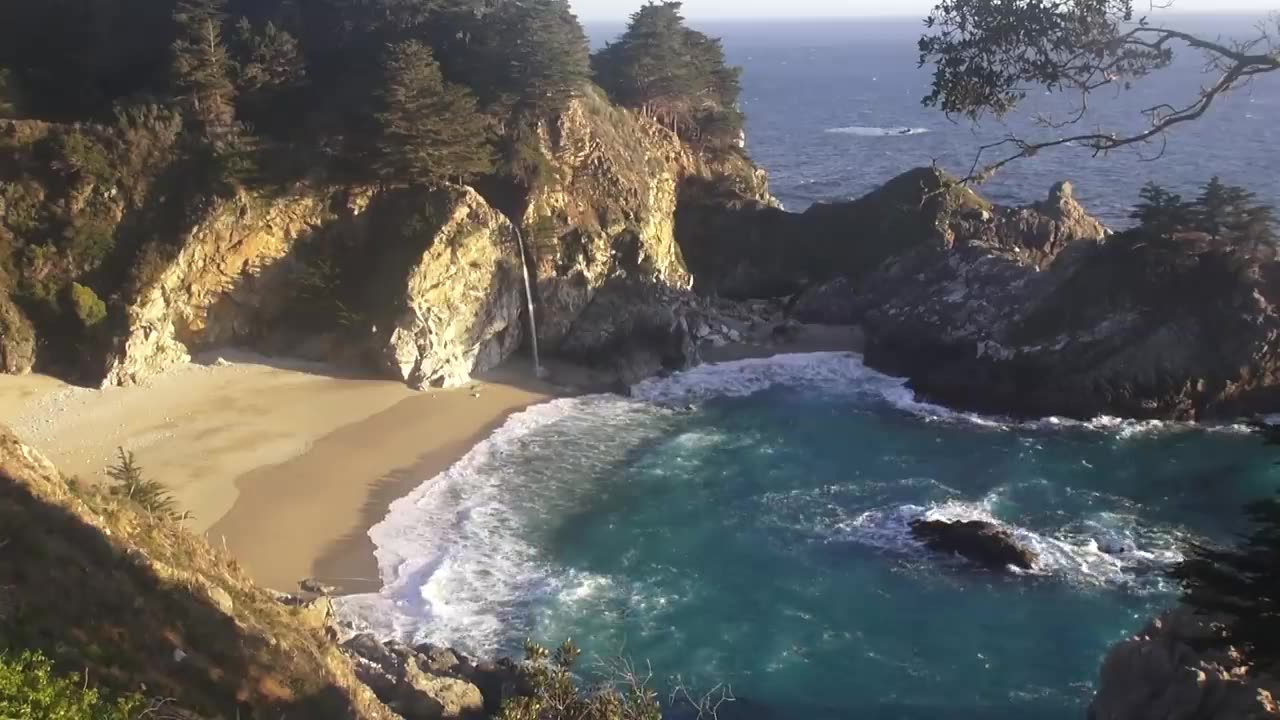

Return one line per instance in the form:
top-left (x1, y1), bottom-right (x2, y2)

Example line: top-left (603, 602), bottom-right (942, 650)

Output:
top-left (599, 16), bottom-right (1280, 225)
top-left (336, 17), bottom-right (1280, 719)
top-left (338, 357), bottom-right (1280, 719)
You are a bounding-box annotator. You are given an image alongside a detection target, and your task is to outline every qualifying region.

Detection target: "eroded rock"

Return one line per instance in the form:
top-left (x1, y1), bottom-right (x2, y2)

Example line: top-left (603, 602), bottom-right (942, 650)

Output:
top-left (909, 519), bottom-right (1037, 571)
top-left (1090, 607), bottom-right (1280, 720)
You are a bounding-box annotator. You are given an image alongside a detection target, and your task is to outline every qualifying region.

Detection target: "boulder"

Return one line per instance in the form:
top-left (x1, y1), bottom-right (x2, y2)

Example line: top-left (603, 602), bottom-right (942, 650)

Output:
top-left (400, 657), bottom-right (485, 720)
top-left (909, 519), bottom-right (1037, 571)
top-left (1090, 607), bottom-right (1280, 720)
top-left (343, 633), bottom-right (400, 673)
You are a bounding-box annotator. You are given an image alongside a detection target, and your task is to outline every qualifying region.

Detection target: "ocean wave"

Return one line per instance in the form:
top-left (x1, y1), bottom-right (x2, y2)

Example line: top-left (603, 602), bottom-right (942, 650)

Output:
top-left (825, 125), bottom-right (931, 137)
top-left (335, 396), bottom-right (678, 653)
top-left (632, 351), bottom-right (1247, 438)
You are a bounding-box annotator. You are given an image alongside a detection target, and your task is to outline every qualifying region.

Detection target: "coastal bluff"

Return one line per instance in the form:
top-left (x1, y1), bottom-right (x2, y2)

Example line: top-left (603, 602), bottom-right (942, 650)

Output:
top-left (0, 91), bottom-right (774, 392)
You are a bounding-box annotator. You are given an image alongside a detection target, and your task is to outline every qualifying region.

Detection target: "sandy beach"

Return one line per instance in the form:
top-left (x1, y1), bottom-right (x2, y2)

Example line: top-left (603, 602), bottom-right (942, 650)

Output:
top-left (0, 351), bottom-right (557, 593)
top-left (0, 326), bottom-right (863, 594)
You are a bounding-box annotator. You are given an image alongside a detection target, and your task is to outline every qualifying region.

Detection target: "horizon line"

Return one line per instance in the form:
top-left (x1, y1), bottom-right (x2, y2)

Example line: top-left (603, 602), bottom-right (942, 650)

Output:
top-left (577, 9), bottom-right (1276, 22)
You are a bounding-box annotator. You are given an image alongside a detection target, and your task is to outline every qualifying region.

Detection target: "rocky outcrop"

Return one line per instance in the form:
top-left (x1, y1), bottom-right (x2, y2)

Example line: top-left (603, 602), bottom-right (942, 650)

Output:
top-left (520, 91), bottom-right (775, 354)
top-left (558, 276), bottom-right (701, 386)
top-left (103, 191), bottom-right (340, 386)
top-left (1090, 607), bottom-right (1280, 720)
top-left (342, 634), bottom-right (516, 720)
top-left (101, 185), bottom-right (525, 389)
top-left (909, 519), bottom-right (1037, 571)
top-left (0, 289), bottom-right (35, 374)
top-left (675, 167), bottom-right (989, 299)
top-left (367, 187), bottom-right (523, 389)
top-left (860, 181), bottom-right (1280, 419)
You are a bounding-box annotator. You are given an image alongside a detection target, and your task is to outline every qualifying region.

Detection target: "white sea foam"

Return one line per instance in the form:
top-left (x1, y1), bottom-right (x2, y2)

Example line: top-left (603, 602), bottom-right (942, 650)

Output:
top-left (825, 125), bottom-right (931, 137)
top-left (828, 495), bottom-right (1184, 593)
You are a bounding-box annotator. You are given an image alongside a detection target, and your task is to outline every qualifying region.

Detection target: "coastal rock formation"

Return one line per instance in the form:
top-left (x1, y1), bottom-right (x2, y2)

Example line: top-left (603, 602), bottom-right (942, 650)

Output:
top-left (909, 519), bottom-right (1037, 571)
top-left (860, 182), bottom-right (1280, 419)
top-left (1090, 607), bottom-right (1280, 719)
top-left (518, 90), bottom-right (775, 358)
top-left (684, 166), bottom-right (1280, 420)
top-left (558, 276), bottom-right (701, 385)
top-left (103, 191), bottom-right (339, 386)
top-left (0, 425), bottom-right (396, 719)
top-left (101, 185), bottom-right (525, 389)
top-left (342, 634), bottom-right (516, 719)
top-left (0, 289), bottom-right (34, 374)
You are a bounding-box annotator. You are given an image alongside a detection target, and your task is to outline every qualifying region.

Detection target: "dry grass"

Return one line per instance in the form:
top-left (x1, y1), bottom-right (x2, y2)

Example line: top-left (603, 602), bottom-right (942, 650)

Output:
top-left (0, 426), bottom-right (396, 720)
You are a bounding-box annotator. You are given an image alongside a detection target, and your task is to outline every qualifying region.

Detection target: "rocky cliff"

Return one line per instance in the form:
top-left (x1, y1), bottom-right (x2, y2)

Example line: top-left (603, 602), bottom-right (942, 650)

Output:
top-left (685, 167), bottom-right (1280, 420)
top-left (1, 95), bottom-right (774, 390)
top-left (1090, 608), bottom-right (1280, 719)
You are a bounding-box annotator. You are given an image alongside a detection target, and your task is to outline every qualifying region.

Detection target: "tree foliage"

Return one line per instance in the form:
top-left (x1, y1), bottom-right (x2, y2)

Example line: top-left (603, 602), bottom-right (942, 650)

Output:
top-left (483, 0), bottom-right (592, 118)
top-left (593, 2), bottom-right (744, 147)
top-left (172, 0), bottom-right (239, 144)
top-left (1129, 178), bottom-right (1276, 252)
top-left (919, 0), bottom-right (1280, 183)
top-left (377, 40), bottom-right (495, 185)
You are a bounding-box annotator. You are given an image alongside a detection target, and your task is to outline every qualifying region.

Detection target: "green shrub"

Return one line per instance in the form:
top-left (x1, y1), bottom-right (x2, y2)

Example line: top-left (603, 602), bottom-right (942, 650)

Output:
top-left (54, 131), bottom-right (118, 187)
top-left (499, 640), bottom-right (661, 720)
top-left (64, 214), bottom-right (117, 271)
top-left (0, 650), bottom-right (144, 720)
top-left (69, 283), bottom-right (107, 328)
top-left (0, 181), bottom-right (46, 237)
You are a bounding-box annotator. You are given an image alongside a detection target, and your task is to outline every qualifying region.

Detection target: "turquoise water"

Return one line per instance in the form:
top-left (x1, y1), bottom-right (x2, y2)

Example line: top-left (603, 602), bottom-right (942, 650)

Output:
top-left (341, 353), bottom-right (1280, 719)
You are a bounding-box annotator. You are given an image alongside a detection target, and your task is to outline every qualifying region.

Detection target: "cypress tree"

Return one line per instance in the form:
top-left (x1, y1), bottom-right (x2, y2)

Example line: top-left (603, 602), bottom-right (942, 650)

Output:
top-left (1129, 182), bottom-right (1191, 235)
top-left (592, 2), bottom-right (743, 142)
top-left (491, 0), bottom-right (591, 117)
top-left (172, 0), bottom-right (239, 145)
top-left (376, 39), bottom-right (495, 185)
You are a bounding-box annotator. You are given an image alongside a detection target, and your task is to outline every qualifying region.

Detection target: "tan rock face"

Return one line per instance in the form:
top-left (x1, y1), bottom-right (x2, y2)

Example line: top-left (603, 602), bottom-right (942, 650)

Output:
top-left (104, 192), bottom-right (338, 386)
top-left (522, 92), bottom-right (722, 348)
top-left (102, 186), bottom-right (524, 390)
top-left (379, 186), bottom-right (523, 389)
top-left (1090, 607), bottom-right (1280, 720)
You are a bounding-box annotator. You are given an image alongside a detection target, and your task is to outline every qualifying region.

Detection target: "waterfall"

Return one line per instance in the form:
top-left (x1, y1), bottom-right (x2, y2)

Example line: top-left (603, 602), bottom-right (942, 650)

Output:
top-left (513, 227), bottom-right (544, 377)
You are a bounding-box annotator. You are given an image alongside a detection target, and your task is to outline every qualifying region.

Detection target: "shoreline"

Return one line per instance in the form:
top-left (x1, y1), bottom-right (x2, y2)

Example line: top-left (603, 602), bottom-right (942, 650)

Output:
top-left (0, 327), bottom-right (865, 595)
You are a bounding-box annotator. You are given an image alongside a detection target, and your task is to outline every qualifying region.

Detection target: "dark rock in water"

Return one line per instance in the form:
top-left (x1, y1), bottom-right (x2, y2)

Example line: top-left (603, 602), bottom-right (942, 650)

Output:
top-left (909, 519), bottom-right (1037, 571)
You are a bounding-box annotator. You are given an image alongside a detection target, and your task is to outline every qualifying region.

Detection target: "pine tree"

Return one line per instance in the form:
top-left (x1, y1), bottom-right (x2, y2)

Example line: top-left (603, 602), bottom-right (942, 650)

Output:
top-left (377, 39), bottom-right (495, 185)
top-left (234, 19), bottom-right (306, 96)
top-left (490, 0), bottom-right (591, 117)
top-left (172, 0), bottom-right (238, 145)
top-left (592, 2), bottom-right (743, 142)
top-left (1129, 182), bottom-right (1191, 235)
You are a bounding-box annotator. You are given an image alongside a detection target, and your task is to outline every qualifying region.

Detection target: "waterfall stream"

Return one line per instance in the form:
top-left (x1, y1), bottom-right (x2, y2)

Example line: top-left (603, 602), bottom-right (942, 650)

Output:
top-left (513, 227), bottom-right (543, 376)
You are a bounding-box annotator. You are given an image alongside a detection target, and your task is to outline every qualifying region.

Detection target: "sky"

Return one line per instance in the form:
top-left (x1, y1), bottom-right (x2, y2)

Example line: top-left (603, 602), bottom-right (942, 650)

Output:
top-left (570, 0), bottom-right (1279, 21)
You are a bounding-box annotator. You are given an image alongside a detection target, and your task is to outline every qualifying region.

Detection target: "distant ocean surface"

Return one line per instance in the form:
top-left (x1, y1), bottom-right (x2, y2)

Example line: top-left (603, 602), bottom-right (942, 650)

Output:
top-left (336, 18), bottom-right (1280, 720)
top-left (595, 17), bottom-right (1280, 225)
